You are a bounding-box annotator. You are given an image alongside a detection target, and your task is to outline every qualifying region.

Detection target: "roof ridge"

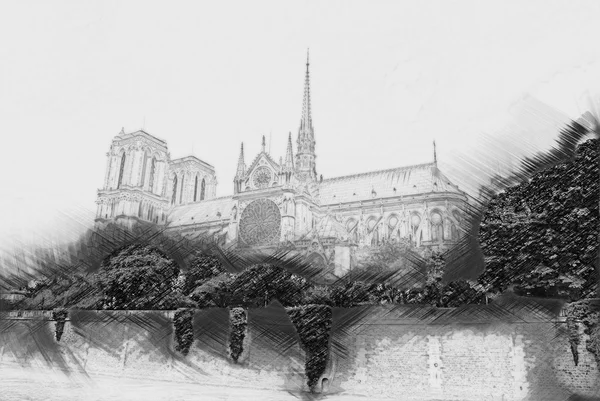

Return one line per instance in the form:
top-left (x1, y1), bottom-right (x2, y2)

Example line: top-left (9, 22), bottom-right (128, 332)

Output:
top-left (246, 150), bottom-right (281, 175)
top-left (170, 195), bottom-right (233, 210)
top-left (322, 162), bottom-right (436, 183)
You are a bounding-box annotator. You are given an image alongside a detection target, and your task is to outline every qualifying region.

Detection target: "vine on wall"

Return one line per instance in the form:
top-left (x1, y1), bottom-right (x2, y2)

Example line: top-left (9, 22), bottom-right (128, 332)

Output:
top-left (52, 307), bottom-right (68, 342)
top-left (174, 308), bottom-right (195, 356)
top-left (229, 307), bottom-right (247, 363)
top-left (287, 305), bottom-right (332, 392)
top-left (564, 300), bottom-right (600, 367)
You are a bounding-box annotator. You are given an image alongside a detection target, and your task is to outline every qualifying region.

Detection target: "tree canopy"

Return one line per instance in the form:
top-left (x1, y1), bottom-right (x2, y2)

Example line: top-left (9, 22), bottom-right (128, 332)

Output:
top-left (478, 138), bottom-right (598, 300)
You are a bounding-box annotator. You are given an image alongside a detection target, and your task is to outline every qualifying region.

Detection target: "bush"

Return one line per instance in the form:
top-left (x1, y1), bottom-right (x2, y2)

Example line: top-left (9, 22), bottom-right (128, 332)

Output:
top-left (229, 308), bottom-right (247, 363)
top-left (287, 305), bottom-right (332, 392)
top-left (174, 308), bottom-right (195, 356)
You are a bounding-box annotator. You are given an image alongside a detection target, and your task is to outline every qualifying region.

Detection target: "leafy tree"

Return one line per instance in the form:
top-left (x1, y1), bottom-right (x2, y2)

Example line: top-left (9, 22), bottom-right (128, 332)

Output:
top-left (478, 139), bottom-right (598, 300)
top-left (229, 264), bottom-right (310, 307)
top-left (97, 245), bottom-right (182, 310)
top-left (182, 252), bottom-right (226, 296)
top-left (189, 272), bottom-right (237, 308)
top-left (329, 281), bottom-right (372, 308)
top-left (300, 286), bottom-right (334, 306)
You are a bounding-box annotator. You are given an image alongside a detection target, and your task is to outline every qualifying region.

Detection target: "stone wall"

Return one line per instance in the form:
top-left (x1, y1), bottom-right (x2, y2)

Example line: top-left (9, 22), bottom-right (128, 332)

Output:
top-left (1, 306), bottom-right (598, 400)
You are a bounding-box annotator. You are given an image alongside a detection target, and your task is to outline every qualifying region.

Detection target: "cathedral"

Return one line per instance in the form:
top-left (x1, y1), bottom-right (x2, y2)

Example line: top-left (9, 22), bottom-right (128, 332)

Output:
top-left (95, 54), bottom-right (469, 276)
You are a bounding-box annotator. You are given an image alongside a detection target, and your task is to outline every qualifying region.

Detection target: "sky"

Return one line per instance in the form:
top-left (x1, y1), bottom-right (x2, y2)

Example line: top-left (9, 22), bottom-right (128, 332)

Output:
top-left (1, 0), bottom-right (600, 248)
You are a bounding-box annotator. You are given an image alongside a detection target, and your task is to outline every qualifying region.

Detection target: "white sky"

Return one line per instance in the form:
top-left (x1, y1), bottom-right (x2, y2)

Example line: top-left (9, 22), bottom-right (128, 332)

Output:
top-left (1, 0), bottom-right (600, 247)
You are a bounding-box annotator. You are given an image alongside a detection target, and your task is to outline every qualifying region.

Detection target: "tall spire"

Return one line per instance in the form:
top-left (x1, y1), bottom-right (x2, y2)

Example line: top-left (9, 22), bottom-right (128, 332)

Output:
top-left (296, 49), bottom-right (316, 181)
top-left (284, 132), bottom-right (294, 171)
top-left (235, 142), bottom-right (246, 178)
top-left (300, 49), bottom-right (312, 132)
top-left (433, 140), bottom-right (437, 165)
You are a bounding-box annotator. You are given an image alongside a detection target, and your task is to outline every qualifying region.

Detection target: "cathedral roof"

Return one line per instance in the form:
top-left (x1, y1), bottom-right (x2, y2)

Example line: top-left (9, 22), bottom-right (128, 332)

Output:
top-left (167, 196), bottom-right (235, 226)
top-left (318, 162), bottom-right (463, 205)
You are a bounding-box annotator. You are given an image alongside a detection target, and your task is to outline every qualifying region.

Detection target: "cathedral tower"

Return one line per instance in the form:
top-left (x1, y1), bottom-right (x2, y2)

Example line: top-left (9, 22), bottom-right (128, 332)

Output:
top-left (295, 50), bottom-right (317, 181)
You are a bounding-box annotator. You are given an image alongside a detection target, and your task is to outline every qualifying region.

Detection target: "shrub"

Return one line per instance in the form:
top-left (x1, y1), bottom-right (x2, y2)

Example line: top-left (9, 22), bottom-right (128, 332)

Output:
top-left (174, 308), bottom-right (195, 356)
top-left (229, 307), bottom-right (247, 363)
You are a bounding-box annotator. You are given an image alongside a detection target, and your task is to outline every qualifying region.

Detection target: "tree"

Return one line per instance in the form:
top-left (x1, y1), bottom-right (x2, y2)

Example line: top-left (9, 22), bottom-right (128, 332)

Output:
top-left (189, 272), bottom-right (237, 308)
top-left (181, 252), bottom-right (226, 296)
top-left (97, 245), bottom-right (182, 310)
top-left (229, 264), bottom-right (310, 308)
top-left (478, 139), bottom-right (598, 300)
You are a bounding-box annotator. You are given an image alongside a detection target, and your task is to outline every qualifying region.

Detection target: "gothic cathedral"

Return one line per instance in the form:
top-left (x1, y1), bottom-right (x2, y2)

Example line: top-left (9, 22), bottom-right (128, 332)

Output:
top-left (96, 53), bottom-right (469, 276)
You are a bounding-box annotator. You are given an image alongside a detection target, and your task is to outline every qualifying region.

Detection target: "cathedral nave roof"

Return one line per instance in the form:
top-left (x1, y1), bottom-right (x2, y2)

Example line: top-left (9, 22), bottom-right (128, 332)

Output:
top-left (318, 163), bottom-right (463, 205)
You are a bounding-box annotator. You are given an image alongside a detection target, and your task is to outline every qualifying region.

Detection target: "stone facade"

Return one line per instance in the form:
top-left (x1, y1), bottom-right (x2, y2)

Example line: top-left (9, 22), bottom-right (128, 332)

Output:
top-left (96, 54), bottom-right (469, 276)
top-left (2, 308), bottom-right (598, 399)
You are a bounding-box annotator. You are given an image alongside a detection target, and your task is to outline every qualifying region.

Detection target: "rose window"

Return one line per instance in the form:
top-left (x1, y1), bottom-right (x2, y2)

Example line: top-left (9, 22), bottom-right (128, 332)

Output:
top-left (239, 198), bottom-right (281, 246)
top-left (252, 166), bottom-right (272, 189)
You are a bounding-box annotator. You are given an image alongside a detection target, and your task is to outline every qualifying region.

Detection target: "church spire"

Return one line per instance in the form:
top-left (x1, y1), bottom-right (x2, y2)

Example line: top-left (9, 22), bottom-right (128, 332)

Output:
top-left (235, 143), bottom-right (246, 178)
top-left (296, 49), bottom-right (317, 181)
top-left (300, 49), bottom-right (312, 131)
top-left (284, 132), bottom-right (294, 171)
top-left (433, 140), bottom-right (437, 165)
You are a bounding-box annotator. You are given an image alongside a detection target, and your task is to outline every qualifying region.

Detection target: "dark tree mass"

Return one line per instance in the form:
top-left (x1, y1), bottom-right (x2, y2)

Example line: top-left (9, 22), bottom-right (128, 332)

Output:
top-left (478, 138), bottom-right (599, 300)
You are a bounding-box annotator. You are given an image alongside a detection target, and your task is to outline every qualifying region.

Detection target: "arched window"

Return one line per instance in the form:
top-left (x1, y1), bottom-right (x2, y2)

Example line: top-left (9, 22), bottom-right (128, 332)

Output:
top-left (138, 202), bottom-right (143, 218)
top-left (140, 151), bottom-right (148, 188)
top-left (171, 176), bottom-right (178, 205)
top-left (117, 153), bottom-right (126, 188)
top-left (194, 175), bottom-right (199, 202)
top-left (148, 158), bottom-right (156, 192)
top-left (200, 178), bottom-right (206, 200)
top-left (431, 211), bottom-right (443, 242)
top-left (451, 210), bottom-right (461, 240)
top-left (179, 175), bottom-right (185, 204)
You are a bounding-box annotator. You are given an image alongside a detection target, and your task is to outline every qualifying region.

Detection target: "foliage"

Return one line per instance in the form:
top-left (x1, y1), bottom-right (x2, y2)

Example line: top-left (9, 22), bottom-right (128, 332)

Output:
top-left (97, 245), bottom-right (182, 310)
top-left (300, 286), bottom-right (334, 306)
top-left (174, 308), bottom-right (195, 356)
top-left (229, 307), bottom-right (247, 363)
top-left (189, 273), bottom-right (237, 308)
top-left (52, 307), bottom-right (68, 342)
top-left (478, 139), bottom-right (598, 300)
top-left (287, 305), bottom-right (332, 392)
top-left (329, 282), bottom-right (373, 308)
top-left (229, 264), bottom-right (310, 308)
top-left (564, 300), bottom-right (600, 367)
top-left (182, 253), bottom-right (226, 296)
top-left (19, 272), bottom-right (102, 310)
top-left (359, 239), bottom-right (414, 272)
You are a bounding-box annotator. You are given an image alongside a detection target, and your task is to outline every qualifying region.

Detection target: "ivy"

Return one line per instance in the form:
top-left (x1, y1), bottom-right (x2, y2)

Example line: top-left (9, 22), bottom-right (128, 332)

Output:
top-left (564, 300), bottom-right (600, 367)
top-left (52, 307), bottom-right (68, 342)
top-left (229, 307), bottom-right (247, 363)
top-left (174, 308), bottom-right (195, 356)
top-left (287, 305), bottom-right (332, 392)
